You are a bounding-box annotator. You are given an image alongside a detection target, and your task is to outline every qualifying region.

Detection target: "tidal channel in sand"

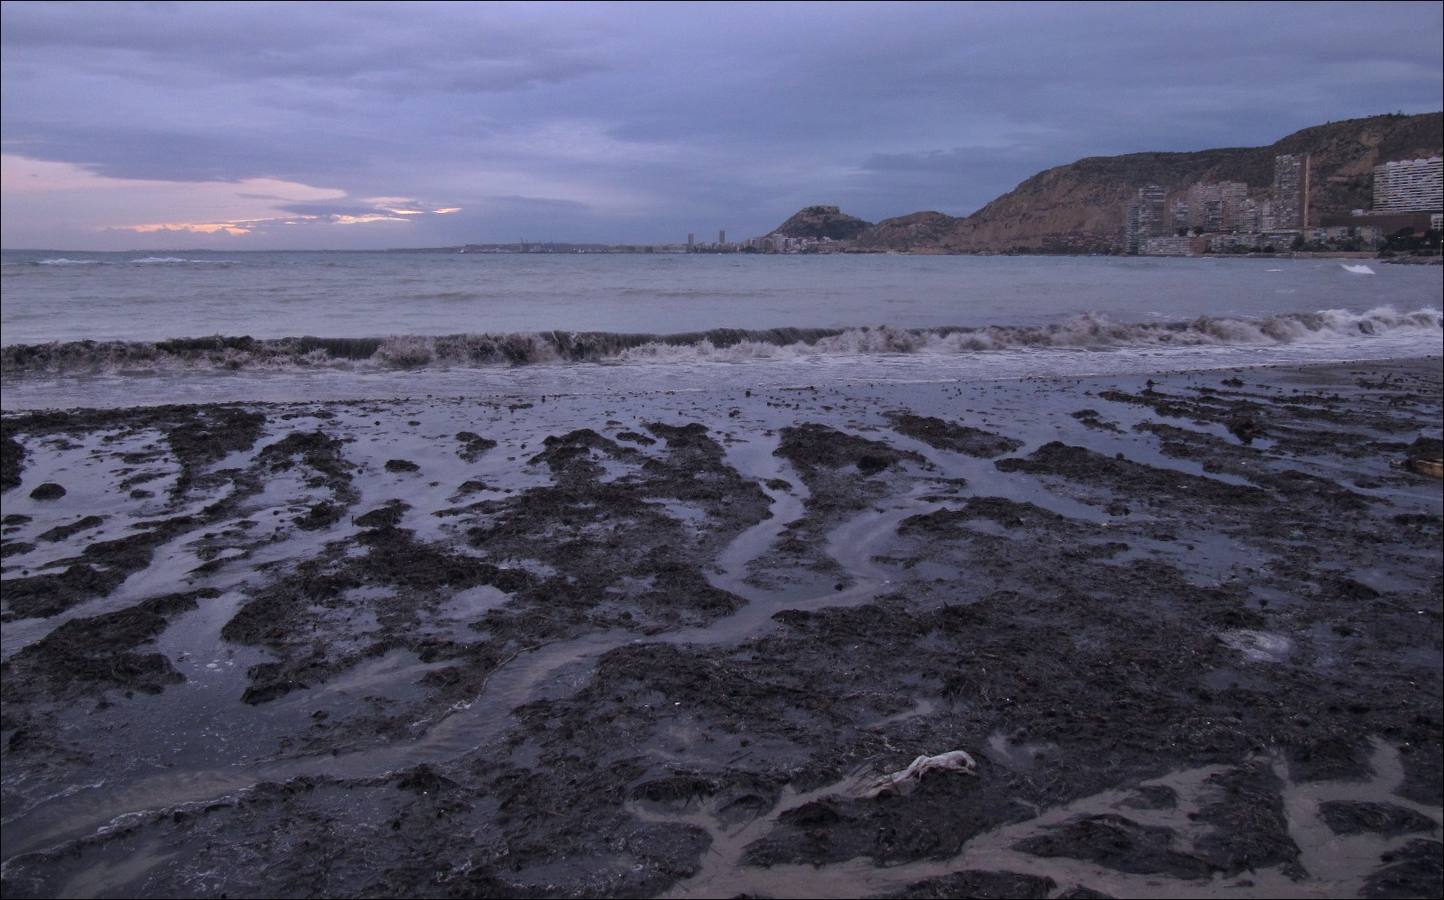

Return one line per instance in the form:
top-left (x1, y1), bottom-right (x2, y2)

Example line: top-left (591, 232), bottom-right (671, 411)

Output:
top-left (1, 358), bottom-right (1440, 898)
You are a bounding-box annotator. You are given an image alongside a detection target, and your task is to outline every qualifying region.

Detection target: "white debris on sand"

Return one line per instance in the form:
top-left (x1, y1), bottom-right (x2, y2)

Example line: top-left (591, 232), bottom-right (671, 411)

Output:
top-left (864, 750), bottom-right (978, 797)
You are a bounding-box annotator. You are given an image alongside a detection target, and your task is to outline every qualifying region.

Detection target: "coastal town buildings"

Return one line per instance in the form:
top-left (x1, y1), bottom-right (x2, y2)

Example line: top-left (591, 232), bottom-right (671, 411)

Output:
top-left (1171, 199), bottom-right (1190, 233)
top-left (1186, 182), bottom-right (1222, 232)
top-left (1181, 181), bottom-right (1249, 233)
top-left (732, 147), bottom-right (1435, 258)
top-left (1141, 235), bottom-right (1205, 256)
top-left (1122, 150), bottom-right (1437, 256)
top-left (1372, 157), bottom-right (1443, 212)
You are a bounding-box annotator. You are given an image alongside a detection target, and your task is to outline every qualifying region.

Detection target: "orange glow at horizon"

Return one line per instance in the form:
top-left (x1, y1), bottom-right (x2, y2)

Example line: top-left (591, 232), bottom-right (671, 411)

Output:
top-left (331, 213), bottom-right (410, 225)
top-left (126, 222), bottom-right (253, 236)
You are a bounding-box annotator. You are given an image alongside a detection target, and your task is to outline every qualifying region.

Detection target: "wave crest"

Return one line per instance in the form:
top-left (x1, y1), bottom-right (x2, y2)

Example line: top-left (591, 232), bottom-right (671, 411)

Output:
top-left (3, 307), bottom-right (1439, 375)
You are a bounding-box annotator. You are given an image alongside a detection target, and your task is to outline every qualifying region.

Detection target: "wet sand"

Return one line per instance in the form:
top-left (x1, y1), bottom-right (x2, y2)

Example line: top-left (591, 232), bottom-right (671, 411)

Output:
top-left (1, 357), bottom-right (1441, 898)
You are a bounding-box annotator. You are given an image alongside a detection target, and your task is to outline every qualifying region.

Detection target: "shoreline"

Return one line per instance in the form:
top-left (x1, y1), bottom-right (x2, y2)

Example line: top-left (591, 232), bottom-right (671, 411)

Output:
top-left (2, 356), bottom-right (1441, 898)
top-left (7, 244), bottom-right (1441, 259)
top-left (3, 352), bottom-right (1441, 412)
top-left (4, 349), bottom-right (1442, 416)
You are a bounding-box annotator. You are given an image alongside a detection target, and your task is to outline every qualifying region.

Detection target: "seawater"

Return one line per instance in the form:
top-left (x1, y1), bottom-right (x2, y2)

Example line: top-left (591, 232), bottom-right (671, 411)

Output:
top-left (2, 250), bottom-right (1440, 408)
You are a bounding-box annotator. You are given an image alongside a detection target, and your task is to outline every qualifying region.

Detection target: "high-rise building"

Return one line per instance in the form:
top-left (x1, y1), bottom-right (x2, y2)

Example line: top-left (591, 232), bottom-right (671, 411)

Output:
top-left (1373, 158), bottom-right (1443, 212)
top-left (1171, 199), bottom-right (1190, 233)
top-left (1217, 181), bottom-right (1249, 232)
top-left (1124, 185), bottom-right (1167, 253)
top-left (718, 229), bottom-right (726, 245)
top-left (1186, 183), bottom-right (1218, 230)
top-left (1239, 198), bottom-right (1263, 234)
top-left (1259, 199), bottom-right (1280, 232)
top-left (1273, 154), bottom-right (1308, 229)
top-left (1124, 204), bottom-right (1141, 253)
top-left (687, 233), bottom-right (695, 248)
top-left (1202, 199), bottom-right (1225, 233)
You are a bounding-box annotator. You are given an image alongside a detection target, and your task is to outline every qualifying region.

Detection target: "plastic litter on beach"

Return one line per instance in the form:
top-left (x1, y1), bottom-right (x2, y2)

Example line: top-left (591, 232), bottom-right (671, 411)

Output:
top-left (864, 750), bottom-right (978, 797)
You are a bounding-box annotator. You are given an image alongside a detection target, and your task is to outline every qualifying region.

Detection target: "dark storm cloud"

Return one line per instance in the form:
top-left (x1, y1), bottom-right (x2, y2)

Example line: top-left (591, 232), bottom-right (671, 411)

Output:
top-left (2, 1), bottom-right (1439, 249)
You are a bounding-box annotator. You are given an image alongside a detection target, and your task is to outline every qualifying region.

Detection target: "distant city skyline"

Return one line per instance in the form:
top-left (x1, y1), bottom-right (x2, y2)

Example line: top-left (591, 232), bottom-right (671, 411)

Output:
top-left (2, 2), bottom-right (1441, 250)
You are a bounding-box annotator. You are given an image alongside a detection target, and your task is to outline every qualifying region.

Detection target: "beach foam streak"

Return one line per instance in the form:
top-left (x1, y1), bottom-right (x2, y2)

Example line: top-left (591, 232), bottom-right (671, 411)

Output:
top-left (3, 306), bottom-right (1439, 375)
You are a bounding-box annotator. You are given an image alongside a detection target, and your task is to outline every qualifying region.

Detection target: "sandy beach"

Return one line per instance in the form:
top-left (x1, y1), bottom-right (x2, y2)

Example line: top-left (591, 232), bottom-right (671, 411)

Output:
top-left (1, 357), bottom-right (1440, 898)
top-left (4, 2), bottom-right (1441, 896)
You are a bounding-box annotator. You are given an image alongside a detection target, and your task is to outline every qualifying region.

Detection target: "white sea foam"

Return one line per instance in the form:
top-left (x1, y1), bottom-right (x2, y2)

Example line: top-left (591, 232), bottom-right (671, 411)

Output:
top-left (36, 258), bottom-right (100, 266)
top-left (3, 306), bottom-right (1439, 377)
top-left (7, 252), bottom-right (1440, 351)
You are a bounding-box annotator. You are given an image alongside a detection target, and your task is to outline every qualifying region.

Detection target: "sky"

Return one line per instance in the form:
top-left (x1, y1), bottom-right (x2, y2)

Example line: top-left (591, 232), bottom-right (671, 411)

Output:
top-left (2, 1), bottom-right (1441, 250)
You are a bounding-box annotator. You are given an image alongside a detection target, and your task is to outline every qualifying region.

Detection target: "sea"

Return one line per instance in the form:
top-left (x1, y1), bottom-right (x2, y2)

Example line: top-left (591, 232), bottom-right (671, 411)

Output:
top-left (2, 249), bottom-right (1440, 409)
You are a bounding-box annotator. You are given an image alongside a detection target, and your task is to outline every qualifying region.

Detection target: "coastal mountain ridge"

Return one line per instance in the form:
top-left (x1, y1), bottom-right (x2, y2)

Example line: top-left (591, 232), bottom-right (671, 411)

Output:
top-left (778, 112), bottom-right (1442, 253)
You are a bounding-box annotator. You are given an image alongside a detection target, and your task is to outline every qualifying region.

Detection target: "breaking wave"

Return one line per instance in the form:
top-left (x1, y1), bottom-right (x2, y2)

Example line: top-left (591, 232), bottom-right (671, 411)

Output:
top-left (3, 307), bottom-right (1439, 375)
top-left (27, 256), bottom-right (226, 267)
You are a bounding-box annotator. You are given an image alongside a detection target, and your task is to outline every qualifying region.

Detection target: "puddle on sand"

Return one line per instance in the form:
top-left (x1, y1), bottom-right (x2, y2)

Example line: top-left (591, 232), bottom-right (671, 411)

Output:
top-left (0, 431), bottom-right (943, 865)
top-left (1218, 629), bottom-right (1293, 663)
top-left (54, 838), bottom-right (178, 900)
top-left (984, 729), bottom-right (1055, 772)
top-left (6, 378), bottom-right (1441, 897)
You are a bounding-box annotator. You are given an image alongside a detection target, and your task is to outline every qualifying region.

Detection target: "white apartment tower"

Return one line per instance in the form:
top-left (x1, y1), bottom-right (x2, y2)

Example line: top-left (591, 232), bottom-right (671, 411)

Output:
top-left (1373, 158), bottom-right (1443, 212)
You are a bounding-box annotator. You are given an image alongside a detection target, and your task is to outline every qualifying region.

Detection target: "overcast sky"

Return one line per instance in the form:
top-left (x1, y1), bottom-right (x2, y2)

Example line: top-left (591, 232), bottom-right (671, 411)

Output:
top-left (2, 1), bottom-right (1440, 250)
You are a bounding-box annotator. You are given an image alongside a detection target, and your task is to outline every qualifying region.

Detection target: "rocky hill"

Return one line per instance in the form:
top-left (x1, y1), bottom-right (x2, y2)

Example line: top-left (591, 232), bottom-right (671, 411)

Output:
top-left (770, 205), bottom-right (873, 240)
top-left (858, 211), bottom-right (965, 252)
top-left (850, 112), bottom-right (1442, 253)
